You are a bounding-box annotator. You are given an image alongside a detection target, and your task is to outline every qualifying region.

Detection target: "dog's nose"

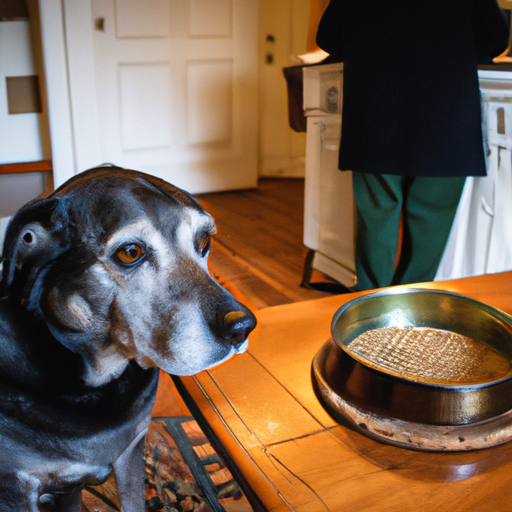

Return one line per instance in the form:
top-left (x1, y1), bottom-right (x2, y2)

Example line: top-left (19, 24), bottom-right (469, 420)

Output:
top-left (224, 310), bottom-right (257, 349)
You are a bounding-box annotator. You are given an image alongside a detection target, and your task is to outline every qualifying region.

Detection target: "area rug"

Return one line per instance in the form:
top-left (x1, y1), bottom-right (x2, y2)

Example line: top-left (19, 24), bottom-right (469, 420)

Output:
top-left (82, 416), bottom-right (253, 512)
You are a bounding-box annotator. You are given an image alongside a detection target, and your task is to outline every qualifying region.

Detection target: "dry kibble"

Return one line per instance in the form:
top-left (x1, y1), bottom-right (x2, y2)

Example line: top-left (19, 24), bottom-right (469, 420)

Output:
top-left (347, 326), bottom-right (511, 384)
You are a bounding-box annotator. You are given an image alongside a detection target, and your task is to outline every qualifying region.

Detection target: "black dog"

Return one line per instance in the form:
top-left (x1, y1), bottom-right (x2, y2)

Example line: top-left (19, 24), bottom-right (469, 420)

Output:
top-left (0, 166), bottom-right (256, 511)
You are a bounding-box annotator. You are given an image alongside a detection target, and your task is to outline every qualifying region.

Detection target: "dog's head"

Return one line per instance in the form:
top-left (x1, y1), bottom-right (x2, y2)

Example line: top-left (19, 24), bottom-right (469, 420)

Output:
top-left (0, 166), bottom-right (256, 386)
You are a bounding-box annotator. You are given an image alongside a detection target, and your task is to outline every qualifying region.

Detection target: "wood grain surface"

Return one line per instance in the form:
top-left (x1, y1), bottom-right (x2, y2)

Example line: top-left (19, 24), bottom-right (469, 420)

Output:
top-left (178, 272), bottom-right (512, 511)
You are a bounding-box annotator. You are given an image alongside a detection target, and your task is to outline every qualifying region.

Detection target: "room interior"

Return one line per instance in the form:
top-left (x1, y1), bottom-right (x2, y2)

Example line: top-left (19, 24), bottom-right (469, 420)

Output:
top-left (0, 1), bottom-right (332, 509)
top-left (3, 1), bottom-right (512, 511)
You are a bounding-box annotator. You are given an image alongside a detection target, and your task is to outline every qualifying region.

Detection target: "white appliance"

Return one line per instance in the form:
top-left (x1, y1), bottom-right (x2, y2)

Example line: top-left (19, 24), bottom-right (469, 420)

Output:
top-left (302, 63), bottom-right (357, 288)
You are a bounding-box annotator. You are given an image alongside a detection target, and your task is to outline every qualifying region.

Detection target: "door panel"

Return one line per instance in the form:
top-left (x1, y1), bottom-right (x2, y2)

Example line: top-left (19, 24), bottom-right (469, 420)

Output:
top-left (190, 0), bottom-right (231, 36)
top-left (187, 60), bottom-right (233, 145)
top-left (115, 0), bottom-right (171, 38)
top-left (119, 63), bottom-right (172, 150)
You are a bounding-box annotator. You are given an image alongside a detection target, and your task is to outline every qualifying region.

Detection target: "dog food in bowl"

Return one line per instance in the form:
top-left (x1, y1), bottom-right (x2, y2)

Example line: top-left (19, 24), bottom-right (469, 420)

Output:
top-left (346, 326), bottom-right (512, 385)
top-left (318, 288), bottom-right (512, 426)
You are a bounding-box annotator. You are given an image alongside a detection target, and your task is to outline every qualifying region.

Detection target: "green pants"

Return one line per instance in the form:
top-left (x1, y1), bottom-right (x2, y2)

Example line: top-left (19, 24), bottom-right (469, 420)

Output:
top-left (352, 172), bottom-right (466, 290)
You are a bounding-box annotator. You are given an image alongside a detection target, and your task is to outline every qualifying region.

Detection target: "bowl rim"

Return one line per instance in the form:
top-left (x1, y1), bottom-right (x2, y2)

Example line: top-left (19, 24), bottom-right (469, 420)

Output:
top-left (330, 287), bottom-right (512, 390)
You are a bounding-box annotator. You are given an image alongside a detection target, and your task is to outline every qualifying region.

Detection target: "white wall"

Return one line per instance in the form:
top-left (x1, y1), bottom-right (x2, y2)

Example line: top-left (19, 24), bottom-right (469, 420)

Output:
top-left (0, 20), bottom-right (43, 163)
top-left (0, 18), bottom-right (49, 216)
top-left (258, 0), bottom-right (309, 177)
top-left (0, 173), bottom-right (46, 217)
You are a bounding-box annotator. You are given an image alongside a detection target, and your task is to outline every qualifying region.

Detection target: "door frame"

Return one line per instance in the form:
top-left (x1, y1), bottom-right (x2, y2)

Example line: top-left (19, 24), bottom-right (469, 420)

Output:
top-left (36, 0), bottom-right (102, 187)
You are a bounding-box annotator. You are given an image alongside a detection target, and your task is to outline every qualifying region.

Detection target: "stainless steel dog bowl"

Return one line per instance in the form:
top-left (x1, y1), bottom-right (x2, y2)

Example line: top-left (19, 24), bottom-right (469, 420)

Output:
top-left (313, 289), bottom-right (512, 426)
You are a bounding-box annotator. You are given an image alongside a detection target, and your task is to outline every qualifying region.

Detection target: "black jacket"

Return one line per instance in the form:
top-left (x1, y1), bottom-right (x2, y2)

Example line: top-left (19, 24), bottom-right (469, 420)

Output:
top-left (317, 0), bottom-right (509, 176)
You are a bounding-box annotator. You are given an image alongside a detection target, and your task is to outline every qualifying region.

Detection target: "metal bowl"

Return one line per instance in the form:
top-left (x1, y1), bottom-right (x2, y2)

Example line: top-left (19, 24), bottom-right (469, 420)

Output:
top-left (315, 288), bottom-right (512, 426)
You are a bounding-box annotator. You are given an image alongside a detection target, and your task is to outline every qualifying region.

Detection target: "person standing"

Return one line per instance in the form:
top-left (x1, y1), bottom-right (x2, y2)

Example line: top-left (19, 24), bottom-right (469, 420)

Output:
top-left (316, 0), bottom-right (508, 290)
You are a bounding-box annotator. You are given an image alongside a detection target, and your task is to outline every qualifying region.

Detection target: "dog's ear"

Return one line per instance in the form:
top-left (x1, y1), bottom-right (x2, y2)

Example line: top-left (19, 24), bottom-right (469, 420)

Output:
top-left (0, 197), bottom-right (69, 301)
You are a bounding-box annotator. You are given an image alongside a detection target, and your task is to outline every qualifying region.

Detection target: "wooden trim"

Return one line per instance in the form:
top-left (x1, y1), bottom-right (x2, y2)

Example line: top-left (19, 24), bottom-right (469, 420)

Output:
top-left (0, 160), bottom-right (53, 175)
top-left (44, 169), bottom-right (54, 192)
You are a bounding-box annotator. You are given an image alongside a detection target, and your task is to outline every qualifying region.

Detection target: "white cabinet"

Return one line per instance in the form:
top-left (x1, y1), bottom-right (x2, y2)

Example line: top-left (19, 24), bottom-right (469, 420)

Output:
top-left (437, 68), bottom-right (512, 279)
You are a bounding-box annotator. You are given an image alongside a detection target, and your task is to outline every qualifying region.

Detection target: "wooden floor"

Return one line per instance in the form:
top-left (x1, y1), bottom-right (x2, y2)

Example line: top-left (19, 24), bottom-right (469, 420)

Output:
top-left (196, 178), bottom-right (340, 309)
top-left (155, 178), bottom-right (341, 417)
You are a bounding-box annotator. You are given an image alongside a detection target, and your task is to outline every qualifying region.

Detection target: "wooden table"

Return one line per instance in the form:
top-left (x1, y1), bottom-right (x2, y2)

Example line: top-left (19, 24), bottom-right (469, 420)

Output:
top-left (177, 273), bottom-right (512, 511)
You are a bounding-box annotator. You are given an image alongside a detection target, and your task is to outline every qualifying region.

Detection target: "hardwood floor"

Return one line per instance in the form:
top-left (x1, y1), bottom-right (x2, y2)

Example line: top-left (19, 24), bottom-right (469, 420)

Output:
top-left (196, 178), bottom-right (341, 309)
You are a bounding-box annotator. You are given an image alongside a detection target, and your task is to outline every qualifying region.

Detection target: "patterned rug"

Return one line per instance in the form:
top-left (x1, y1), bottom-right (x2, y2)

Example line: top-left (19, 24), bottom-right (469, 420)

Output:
top-left (82, 416), bottom-right (253, 512)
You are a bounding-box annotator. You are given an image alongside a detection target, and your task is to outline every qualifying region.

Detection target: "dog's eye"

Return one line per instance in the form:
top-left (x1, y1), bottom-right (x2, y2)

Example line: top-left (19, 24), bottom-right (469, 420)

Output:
top-left (115, 243), bottom-right (145, 266)
top-left (21, 230), bottom-right (35, 245)
top-left (199, 236), bottom-right (211, 257)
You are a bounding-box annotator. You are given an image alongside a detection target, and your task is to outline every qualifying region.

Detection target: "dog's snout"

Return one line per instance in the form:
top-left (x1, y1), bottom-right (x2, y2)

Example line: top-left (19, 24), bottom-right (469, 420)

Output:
top-left (224, 310), bottom-right (256, 348)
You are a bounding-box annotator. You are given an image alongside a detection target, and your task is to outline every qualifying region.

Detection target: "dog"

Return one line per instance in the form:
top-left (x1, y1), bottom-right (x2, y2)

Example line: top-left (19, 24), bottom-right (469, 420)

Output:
top-left (0, 166), bottom-right (256, 511)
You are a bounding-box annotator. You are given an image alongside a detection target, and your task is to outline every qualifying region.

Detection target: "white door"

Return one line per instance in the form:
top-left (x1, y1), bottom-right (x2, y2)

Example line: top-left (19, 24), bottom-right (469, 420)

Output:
top-left (39, 0), bottom-right (258, 193)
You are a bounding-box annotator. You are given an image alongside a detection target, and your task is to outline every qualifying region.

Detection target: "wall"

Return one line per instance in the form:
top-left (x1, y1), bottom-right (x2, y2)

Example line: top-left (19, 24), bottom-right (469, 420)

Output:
top-left (258, 0), bottom-right (309, 177)
top-left (0, 6), bottom-right (49, 216)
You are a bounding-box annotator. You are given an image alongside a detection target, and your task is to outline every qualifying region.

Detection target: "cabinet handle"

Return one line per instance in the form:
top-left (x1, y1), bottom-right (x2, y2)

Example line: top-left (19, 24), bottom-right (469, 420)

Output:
top-left (497, 107), bottom-right (505, 135)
